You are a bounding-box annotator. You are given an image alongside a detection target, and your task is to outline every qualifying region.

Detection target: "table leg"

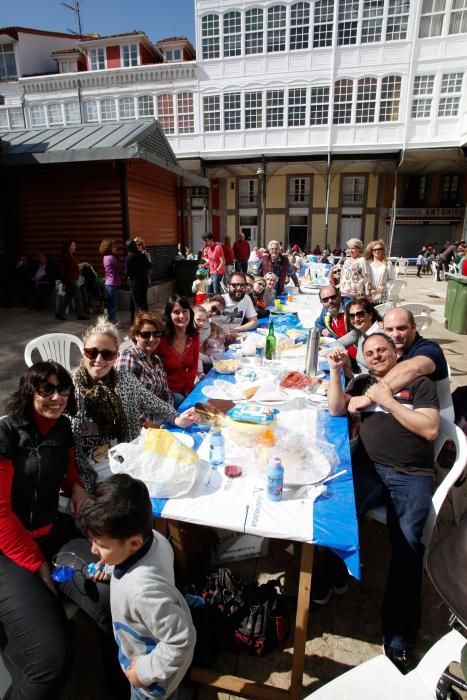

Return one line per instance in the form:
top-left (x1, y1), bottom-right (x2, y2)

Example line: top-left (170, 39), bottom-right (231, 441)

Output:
top-left (289, 542), bottom-right (314, 700)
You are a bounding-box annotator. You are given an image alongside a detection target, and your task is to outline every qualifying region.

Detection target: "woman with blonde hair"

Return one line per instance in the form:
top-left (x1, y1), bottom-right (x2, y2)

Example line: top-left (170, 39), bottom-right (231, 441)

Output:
top-left (365, 238), bottom-right (394, 303)
top-left (72, 316), bottom-right (197, 488)
top-left (339, 238), bottom-right (371, 299)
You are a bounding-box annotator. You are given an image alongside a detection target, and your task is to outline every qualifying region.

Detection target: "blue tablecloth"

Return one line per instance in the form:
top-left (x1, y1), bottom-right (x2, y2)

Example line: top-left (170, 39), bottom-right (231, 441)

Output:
top-left (155, 366), bottom-right (360, 580)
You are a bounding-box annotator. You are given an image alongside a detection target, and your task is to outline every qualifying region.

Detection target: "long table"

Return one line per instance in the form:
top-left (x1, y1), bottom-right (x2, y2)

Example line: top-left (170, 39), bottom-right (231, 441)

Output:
top-left (152, 300), bottom-right (359, 700)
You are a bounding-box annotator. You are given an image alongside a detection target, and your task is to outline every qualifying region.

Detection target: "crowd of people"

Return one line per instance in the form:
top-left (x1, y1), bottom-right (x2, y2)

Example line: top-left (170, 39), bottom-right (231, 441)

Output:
top-left (0, 231), bottom-right (465, 698)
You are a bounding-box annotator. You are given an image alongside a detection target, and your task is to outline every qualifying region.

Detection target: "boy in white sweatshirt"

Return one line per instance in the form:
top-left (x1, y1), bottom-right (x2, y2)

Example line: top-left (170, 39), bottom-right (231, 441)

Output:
top-left (80, 474), bottom-right (196, 700)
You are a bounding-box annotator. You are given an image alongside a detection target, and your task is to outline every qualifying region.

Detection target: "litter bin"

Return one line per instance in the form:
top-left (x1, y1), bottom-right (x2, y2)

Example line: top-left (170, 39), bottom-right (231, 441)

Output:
top-left (445, 274), bottom-right (467, 334)
top-left (173, 259), bottom-right (199, 297)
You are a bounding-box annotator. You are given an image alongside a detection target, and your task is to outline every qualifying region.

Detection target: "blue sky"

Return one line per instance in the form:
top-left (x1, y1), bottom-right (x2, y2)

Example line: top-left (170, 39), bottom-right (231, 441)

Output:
top-left (1, 0), bottom-right (196, 43)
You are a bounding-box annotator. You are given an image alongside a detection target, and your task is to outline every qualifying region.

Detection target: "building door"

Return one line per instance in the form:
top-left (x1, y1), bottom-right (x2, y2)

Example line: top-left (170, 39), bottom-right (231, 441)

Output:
top-left (191, 214), bottom-right (206, 255)
top-left (289, 225), bottom-right (308, 249)
top-left (239, 225), bottom-right (257, 249)
top-left (340, 215), bottom-right (362, 249)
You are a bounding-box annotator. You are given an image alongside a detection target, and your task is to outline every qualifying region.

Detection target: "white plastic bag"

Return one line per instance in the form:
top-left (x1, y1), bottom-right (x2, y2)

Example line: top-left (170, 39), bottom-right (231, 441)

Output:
top-left (108, 428), bottom-right (205, 498)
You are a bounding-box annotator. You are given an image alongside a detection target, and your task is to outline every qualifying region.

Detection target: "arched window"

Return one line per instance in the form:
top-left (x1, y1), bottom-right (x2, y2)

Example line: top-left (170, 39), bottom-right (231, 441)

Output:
top-left (30, 104), bottom-right (47, 128)
top-left (356, 77), bottom-right (377, 122)
top-left (83, 100), bottom-right (98, 123)
top-left (313, 0), bottom-right (334, 47)
top-left (177, 92), bottom-right (194, 133)
top-left (100, 98), bottom-right (116, 121)
top-left (245, 8), bottom-right (264, 54)
top-left (119, 96), bottom-right (136, 119)
top-left (333, 79), bottom-right (353, 123)
top-left (290, 2), bottom-right (310, 50)
top-left (157, 94), bottom-right (174, 133)
top-left (137, 95), bottom-right (154, 118)
top-left (202, 14), bottom-right (220, 59)
top-left (267, 5), bottom-right (287, 52)
top-left (379, 75), bottom-right (401, 121)
top-left (224, 11), bottom-right (241, 57)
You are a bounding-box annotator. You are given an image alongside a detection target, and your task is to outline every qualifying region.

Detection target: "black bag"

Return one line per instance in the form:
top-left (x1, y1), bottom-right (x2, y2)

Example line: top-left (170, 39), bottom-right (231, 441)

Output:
top-left (199, 568), bottom-right (290, 657)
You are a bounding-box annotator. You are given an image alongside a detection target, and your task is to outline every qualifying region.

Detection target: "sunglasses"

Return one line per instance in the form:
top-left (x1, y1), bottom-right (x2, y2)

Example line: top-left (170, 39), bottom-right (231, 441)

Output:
top-left (83, 347), bottom-right (117, 361)
top-left (349, 310), bottom-right (367, 320)
top-left (138, 330), bottom-right (163, 339)
top-left (372, 247), bottom-right (384, 252)
top-left (37, 382), bottom-right (71, 398)
top-left (321, 293), bottom-right (338, 303)
top-left (230, 283), bottom-right (246, 289)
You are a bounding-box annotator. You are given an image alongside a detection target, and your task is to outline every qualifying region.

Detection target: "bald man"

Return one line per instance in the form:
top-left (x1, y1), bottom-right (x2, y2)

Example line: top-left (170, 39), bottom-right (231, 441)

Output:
top-left (349, 307), bottom-right (453, 420)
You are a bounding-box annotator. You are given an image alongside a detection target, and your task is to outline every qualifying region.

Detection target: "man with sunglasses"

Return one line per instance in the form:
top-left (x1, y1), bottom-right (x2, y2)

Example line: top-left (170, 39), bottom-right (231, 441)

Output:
top-left (219, 272), bottom-right (258, 335)
top-left (314, 286), bottom-right (357, 357)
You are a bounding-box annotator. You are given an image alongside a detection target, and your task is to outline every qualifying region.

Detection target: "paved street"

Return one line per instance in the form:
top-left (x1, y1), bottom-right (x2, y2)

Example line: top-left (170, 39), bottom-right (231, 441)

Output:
top-left (0, 269), bottom-right (465, 699)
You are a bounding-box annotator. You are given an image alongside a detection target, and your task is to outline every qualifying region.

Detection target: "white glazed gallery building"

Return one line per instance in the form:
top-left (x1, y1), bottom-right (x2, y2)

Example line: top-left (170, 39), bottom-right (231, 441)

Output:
top-left (1, 0), bottom-right (467, 254)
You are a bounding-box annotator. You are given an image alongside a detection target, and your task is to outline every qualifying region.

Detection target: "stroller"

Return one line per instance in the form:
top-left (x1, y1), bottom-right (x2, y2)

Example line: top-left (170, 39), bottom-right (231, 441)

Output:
top-left (79, 265), bottom-right (105, 315)
top-left (426, 513), bottom-right (467, 699)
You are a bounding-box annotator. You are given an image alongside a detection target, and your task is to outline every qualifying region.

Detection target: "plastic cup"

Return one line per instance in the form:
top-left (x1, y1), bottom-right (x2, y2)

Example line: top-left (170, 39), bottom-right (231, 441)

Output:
top-left (274, 298), bottom-right (281, 308)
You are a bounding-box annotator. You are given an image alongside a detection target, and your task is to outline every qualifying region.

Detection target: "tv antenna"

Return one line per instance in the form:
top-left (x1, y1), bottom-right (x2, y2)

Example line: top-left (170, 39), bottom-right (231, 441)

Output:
top-left (60, 0), bottom-right (83, 35)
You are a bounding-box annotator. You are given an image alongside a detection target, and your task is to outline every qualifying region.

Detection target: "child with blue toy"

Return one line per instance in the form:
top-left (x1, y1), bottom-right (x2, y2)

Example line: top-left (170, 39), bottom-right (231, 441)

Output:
top-left (80, 474), bottom-right (196, 700)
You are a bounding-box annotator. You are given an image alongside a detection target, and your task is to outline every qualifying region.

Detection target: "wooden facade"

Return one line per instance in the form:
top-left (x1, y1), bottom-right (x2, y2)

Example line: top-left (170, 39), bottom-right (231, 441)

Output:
top-left (3, 158), bottom-right (178, 275)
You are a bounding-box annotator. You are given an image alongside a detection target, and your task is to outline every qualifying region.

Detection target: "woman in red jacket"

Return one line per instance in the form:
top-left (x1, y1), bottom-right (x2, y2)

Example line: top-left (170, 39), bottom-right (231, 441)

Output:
top-left (0, 362), bottom-right (126, 699)
top-left (156, 295), bottom-right (200, 408)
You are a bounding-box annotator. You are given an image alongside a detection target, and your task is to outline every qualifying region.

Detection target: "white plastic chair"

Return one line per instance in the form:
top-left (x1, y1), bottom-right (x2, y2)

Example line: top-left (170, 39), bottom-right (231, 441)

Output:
top-left (304, 628), bottom-right (466, 699)
top-left (387, 279), bottom-right (407, 303)
top-left (394, 258), bottom-right (409, 278)
top-left (448, 262), bottom-right (459, 276)
top-left (24, 333), bottom-right (84, 372)
top-left (374, 301), bottom-right (395, 316)
top-left (367, 418), bottom-right (467, 540)
top-left (398, 303), bottom-right (432, 317)
top-left (413, 315), bottom-right (433, 333)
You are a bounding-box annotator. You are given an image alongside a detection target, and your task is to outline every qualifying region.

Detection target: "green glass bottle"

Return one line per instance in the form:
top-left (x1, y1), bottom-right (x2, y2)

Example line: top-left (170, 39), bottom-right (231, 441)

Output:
top-left (265, 317), bottom-right (276, 361)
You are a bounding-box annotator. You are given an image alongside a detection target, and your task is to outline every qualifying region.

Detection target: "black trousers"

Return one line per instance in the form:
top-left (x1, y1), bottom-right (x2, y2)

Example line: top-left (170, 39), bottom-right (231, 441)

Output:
top-left (129, 283), bottom-right (148, 322)
top-left (0, 516), bottom-right (127, 699)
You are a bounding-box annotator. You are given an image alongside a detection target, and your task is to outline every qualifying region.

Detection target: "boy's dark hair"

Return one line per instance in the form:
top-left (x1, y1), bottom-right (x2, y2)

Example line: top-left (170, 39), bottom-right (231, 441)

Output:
top-left (79, 474), bottom-right (153, 541)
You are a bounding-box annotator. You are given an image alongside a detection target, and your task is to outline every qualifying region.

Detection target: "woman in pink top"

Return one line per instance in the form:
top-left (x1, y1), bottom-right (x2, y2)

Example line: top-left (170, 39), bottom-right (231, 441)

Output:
top-left (202, 233), bottom-right (225, 294)
top-left (99, 239), bottom-right (124, 328)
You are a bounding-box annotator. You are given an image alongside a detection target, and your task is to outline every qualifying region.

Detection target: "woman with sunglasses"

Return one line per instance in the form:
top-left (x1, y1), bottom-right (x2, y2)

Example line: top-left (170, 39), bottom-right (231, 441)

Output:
top-left (365, 239), bottom-right (394, 303)
top-left (338, 298), bottom-right (382, 374)
top-left (116, 312), bottom-right (173, 424)
top-left (0, 362), bottom-right (128, 699)
top-left (155, 295), bottom-right (200, 408)
top-left (72, 317), bottom-right (197, 489)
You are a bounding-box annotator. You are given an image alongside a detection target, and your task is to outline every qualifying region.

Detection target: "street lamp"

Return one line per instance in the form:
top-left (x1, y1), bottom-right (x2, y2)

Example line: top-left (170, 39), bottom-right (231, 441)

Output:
top-left (256, 162), bottom-right (266, 249)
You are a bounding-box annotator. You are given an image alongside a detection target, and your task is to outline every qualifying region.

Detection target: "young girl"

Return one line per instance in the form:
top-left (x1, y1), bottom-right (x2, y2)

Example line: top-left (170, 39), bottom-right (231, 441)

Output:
top-left (194, 304), bottom-right (225, 373)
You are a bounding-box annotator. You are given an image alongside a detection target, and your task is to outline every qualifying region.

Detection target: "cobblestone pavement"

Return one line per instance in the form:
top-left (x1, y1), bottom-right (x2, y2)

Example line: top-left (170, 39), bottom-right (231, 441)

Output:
top-left (0, 269), bottom-right (465, 699)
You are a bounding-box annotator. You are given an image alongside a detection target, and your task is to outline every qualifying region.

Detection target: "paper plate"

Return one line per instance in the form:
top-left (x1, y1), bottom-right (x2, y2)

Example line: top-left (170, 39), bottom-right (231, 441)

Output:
top-left (202, 385), bottom-right (227, 400)
top-left (284, 450), bottom-right (332, 486)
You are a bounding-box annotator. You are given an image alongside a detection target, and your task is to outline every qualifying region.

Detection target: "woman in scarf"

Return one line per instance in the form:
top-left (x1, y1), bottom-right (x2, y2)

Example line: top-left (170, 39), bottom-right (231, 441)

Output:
top-left (72, 317), bottom-right (197, 490)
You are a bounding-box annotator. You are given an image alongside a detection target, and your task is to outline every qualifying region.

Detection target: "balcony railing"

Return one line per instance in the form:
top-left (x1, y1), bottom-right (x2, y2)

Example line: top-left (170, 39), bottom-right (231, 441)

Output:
top-left (288, 194), bottom-right (310, 207)
top-left (342, 193), bottom-right (364, 206)
top-left (238, 194), bottom-right (258, 207)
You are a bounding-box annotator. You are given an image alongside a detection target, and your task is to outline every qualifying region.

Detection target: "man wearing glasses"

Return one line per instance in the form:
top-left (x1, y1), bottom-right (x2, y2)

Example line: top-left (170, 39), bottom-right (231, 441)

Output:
top-left (314, 286), bottom-right (346, 337)
top-left (219, 272), bottom-right (258, 335)
top-left (257, 241), bottom-right (289, 294)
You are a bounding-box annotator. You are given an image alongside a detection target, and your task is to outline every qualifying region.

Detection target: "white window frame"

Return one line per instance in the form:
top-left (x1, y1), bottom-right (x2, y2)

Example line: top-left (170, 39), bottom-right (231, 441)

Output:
top-left (386, 0), bottom-right (410, 40)
top-left (288, 88), bottom-right (307, 126)
top-left (157, 94), bottom-right (175, 133)
top-left (203, 94), bottom-right (221, 131)
top-left (337, 0), bottom-right (359, 46)
top-left (266, 89), bottom-right (285, 127)
top-left (310, 86), bottom-right (330, 125)
top-left (245, 8), bottom-right (264, 54)
top-left (411, 74), bottom-right (434, 118)
top-left (313, 0), bottom-right (334, 47)
top-left (379, 74), bottom-right (401, 122)
top-left (224, 92), bottom-right (242, 130)
top-left (361, 0), bottom-right (384, 42)
top-left (100, 98), bottom-right (117, 121)
top-left (47, 103), bottom-right (64, 126)
top-left (137, 95), bottom-right (155, 118)
top-left (202, 14), bottom-right (221, 59)
top-left (83, 99), bottom-right (99, 123)
top-left (449, 0), bottom-right (467, 34)
top-left (121, 43), bottom-right (139, 67)
top-left (267, 5), bottom-right (287, 52)
top-left (438, 71), bottom-right (463, 116)
top-left (64, 101), bottom-right (81, 124)
top-left (30, 104), bottom-right (47, 128)
top-left (333, 79), bottom-right (354, 124)
top-left (177, 92), bottom-right (194, 133)
top-left (356, 77), bottom-right (377, 122)
top-left (419, 0), bottom-right (446, 37)
top-left (88, 47), bottom-right (106, 71)
top-left (118, 96), bottom-right (136, 120)
top-left (245, 91), bottom-right (263, 128)
top-left (224, 11), bottom-right (242, 57)
top-left (290, 2), bottom-right (311, 50)
top-left (0, 43), bottom-right (17, 80)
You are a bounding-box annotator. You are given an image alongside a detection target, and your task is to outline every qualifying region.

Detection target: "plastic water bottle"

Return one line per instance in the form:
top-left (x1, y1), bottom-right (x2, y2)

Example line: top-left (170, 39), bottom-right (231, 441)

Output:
top-left (266, 456), bottom-right (284, 502)
top-left (209, 422), bottom-right (225, 468)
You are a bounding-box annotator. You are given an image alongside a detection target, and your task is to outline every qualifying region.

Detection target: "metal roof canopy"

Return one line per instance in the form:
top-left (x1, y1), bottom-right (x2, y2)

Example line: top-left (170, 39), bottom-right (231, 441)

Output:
top-left (0, 121), bottom-right (208, 187)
